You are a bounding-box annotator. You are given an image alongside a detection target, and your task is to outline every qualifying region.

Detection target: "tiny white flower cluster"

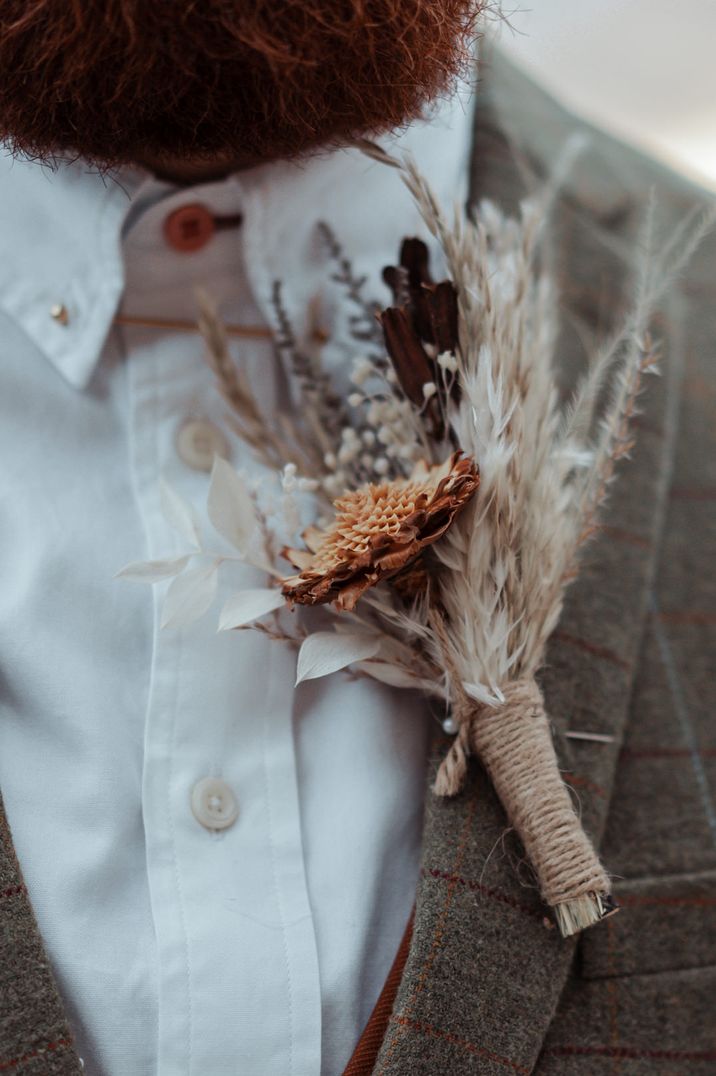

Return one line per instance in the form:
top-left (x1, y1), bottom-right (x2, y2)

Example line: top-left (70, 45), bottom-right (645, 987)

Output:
top-left (352, 392), bottom-right (423, 474)
top-left (278, 340), bottom-right (460, 507)
top-left (320, 432), bottom-right (359, 498)
top-left (277, 463), bottom-right (322, 545)
top-left (349, 355), bottom-right (374, 387)
top-left (437, 350), bottom-right (459, 374)
top-left (283, 352), bottom-right (429, 500)
top-left (281, 462), bottom-right (319, 494)
top-left (341, 355), bottom-right (424, 480)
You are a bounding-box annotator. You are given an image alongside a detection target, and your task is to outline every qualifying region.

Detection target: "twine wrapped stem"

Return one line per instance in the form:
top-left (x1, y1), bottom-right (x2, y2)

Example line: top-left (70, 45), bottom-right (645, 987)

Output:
top-left (434, 678), bottom-right (616, 936)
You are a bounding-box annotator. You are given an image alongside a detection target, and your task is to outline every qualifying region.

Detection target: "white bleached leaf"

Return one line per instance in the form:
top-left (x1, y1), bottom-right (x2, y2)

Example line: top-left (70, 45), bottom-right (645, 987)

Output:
top-left (115, 555), bottom-right (191, 583)
top-left (358, 660), bottom-right (421, 689)
top-left (207, 457), bottom-right (257, 554)
top-left (161, 562), bottom-right (218, 629)
top-left (160, 478), bottom-right (202, 549)
top-left (295, 632), bottom-right (381, 685)
top-left (218, 588), bottom-right (285, 631)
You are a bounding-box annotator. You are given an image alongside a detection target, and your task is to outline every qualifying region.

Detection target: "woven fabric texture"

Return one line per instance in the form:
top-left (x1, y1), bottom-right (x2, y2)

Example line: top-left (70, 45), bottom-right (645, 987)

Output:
top-left (0, 792), bottom-right (82, 1074)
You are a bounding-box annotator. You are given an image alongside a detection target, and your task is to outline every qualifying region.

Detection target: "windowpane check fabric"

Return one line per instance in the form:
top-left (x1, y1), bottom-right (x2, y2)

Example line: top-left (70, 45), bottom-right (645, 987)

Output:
top-left (1, 49), bottom-right (715, 1076)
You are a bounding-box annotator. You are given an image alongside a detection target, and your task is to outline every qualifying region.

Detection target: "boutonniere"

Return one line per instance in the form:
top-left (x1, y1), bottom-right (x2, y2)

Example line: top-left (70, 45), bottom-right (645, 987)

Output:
top-left (119, 142), bottom-right (703, 936)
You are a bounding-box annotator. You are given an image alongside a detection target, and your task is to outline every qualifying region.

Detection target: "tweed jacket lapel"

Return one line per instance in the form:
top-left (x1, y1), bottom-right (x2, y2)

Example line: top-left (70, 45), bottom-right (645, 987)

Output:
top-left (374, 50), bottom-right (687, 1075)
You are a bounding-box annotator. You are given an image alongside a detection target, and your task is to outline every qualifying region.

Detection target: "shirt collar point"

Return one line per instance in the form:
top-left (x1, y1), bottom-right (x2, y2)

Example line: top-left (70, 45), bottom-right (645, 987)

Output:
top-left (2, 281), bottom-right (123, 390)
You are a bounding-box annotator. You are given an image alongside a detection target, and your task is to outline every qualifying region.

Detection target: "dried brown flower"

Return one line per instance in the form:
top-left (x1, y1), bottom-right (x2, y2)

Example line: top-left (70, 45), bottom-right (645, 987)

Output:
top-left (382, 237), bottom-right (458, 354)
top-left (390, 556), bottom-right (430, 603)
top-left (282, 452), bottom-right (479, 610)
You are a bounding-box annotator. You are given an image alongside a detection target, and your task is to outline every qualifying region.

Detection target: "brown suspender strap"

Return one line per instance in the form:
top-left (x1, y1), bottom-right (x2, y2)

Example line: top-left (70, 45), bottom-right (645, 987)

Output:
top-left (342, 907), bottom-right (415, 1076)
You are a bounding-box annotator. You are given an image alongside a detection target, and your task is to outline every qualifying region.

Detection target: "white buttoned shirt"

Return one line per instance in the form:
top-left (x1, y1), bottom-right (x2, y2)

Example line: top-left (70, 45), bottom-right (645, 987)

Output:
top-left (0, 88), bottom-right (472, 1076)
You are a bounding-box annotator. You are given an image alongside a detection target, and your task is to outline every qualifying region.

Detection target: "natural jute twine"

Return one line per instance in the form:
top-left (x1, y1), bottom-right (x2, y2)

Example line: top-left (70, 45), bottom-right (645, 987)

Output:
top-left (434, 677), bottom-right (613, 933)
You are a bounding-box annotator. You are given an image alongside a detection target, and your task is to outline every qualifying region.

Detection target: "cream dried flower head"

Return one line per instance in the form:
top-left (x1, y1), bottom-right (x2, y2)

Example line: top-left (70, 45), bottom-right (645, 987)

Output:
top-left (281, 451), bottom-right (479, 610)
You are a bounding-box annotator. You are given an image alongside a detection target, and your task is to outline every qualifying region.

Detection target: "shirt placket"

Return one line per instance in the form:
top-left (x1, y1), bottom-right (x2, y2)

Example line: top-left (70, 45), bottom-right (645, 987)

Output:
top-left (122, 187), bottom-right (322, 1075)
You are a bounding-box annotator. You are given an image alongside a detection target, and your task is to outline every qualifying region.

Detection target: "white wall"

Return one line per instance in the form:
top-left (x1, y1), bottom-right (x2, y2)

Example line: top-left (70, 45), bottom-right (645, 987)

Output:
top-left (494, 0), bottom-right (716, 189)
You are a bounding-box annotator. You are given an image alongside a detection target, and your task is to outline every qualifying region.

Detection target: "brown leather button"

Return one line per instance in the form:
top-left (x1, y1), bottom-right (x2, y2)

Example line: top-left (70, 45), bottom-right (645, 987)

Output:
top-left (163, 204), bottom-right (215, 253)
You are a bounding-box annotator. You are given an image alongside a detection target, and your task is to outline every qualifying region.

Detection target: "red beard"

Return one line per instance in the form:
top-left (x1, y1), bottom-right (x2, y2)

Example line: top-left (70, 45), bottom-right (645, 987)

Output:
top-left (0, 1), bottom-right (480, 170)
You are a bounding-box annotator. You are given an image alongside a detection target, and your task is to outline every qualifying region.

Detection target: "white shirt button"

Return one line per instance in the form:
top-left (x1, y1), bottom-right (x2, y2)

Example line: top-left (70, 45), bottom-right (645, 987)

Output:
top-left (190, 777), bottom-right (239, 831)
top-left (176, 419), bottom-right (231, 472)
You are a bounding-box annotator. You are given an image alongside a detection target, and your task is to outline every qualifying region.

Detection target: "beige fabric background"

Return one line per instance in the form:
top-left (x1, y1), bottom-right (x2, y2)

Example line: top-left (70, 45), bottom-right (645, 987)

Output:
top-left (496, 0), bottom-right (716, 190)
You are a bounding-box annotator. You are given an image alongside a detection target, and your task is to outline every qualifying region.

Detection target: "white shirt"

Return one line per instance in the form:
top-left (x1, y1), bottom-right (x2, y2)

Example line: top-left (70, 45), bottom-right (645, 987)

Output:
top-left (0, 89), bottom-right (472, 1076)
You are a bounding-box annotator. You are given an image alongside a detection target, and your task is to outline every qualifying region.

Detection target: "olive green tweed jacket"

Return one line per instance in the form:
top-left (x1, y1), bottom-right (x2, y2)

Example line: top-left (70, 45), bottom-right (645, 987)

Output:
top-left (2, 49), bottom-right (715, 1075)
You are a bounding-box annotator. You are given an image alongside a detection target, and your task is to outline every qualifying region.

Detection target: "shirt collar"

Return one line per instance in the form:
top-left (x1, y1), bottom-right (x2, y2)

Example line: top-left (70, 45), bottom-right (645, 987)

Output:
top-left (0, 82), bottom-right (474, 391)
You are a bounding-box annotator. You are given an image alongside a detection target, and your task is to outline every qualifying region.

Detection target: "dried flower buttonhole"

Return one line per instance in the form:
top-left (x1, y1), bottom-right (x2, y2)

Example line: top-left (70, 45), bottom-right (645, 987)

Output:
top-left (118, 139), bottom-right (710, 936)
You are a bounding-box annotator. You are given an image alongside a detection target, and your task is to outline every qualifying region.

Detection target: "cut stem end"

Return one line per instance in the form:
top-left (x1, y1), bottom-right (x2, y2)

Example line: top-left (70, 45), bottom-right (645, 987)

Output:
top-left (553, 892), bottom-right (620, 938)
